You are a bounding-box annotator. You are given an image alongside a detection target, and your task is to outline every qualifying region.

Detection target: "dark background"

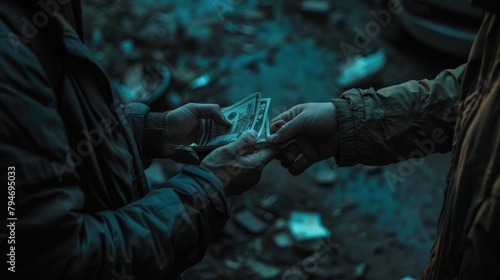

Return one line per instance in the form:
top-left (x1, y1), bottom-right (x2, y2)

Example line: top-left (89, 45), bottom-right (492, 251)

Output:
top-left (82, 0), bottom-right (469, 279)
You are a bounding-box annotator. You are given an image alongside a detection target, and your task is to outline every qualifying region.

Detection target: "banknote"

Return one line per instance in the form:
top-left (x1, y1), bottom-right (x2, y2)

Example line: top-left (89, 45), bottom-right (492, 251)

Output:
top-left (194, 92), bottom-right (263, 150)
top-left (254, 115), bottom-right (297, 149)
top-left (256, 115), bottom-right (270, 143)
top-left (188, 93), bottom-right (297, 154)
top-left (254, 98), bottom-right (270, 141)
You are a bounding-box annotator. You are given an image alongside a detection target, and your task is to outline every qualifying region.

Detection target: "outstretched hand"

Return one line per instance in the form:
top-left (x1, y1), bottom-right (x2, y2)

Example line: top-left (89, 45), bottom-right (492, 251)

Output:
top-left (202, 131), bottom-right (276, 196)
top-left (267, 102), bottom-right (339, 175)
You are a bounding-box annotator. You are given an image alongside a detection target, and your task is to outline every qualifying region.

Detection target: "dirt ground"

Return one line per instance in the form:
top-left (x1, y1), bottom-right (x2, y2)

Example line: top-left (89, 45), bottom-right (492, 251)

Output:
top-left (82, 0), bottom-right (466, 279)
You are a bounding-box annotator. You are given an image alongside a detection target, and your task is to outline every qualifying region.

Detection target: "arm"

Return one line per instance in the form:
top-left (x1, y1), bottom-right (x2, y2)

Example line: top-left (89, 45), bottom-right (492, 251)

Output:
top-left (332, 64), bottom-right (465, 166)
top-left (122, 102), bottom-right (231, 166)
top-left (0, 35), bottom-right (226, 279)
top-left (268, 65), bottom-right (465, 174)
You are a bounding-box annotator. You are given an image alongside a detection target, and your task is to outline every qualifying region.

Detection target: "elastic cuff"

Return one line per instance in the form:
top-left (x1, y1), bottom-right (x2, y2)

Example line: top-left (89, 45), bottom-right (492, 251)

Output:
top-left (143, 112), bottom-right (167, 157)
top-left (331, 98), bottom-right (358, 166)
top-left (182, 165), bottom-right (229, 217)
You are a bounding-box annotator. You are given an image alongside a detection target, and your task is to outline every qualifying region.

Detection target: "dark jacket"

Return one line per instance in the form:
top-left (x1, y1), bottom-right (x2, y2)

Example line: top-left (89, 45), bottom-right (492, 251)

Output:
top-left (0, 1), bottom-right (228, 279)
top-left (332, 6), bottom-right (500, 280)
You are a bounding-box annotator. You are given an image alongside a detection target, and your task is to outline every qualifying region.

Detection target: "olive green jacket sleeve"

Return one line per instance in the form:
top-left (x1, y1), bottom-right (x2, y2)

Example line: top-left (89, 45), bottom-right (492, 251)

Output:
top-left (331, 64), bottom-right (465, 166)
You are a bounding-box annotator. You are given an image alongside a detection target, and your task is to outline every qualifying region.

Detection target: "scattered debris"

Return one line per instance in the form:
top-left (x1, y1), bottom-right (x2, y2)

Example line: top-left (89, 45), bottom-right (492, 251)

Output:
top-left (241, 9), bottom-right (269, 22)
top-left (184, 18), bottom-right (217, 44)
top-left (187, 73), bottom-right (215, 91)
top-left (271, 218), bottom-right (288, 232)
top-left (260, 194), bottom-right (279, 208)
top-left (253, 237), bottom-right (264, 253)
top-left (224, 22), bottom-right (257, 36)
top-left (245, 258), bottom-right (281, 279)
top-left (233, 211), bottom-right (268, 235)
top-left (343, 197), bottom-right (358, 211)
top-left (328, 8), bottom-right (348, 29)
top-left (314, 168), bottom-right (338, 186)
top-left (364, 165), bottom-right (383, 175)
top-left (114, 62), bottom-right (171, 104)
top-left (299, 0), bottom-right (333, 14)
top-left (354, 262), bottom-right (370, 279)
top-left (223, 259), bottom-right (242, 270)
top-left (336, 49), bottom-right (386, 89)
top-left (288, 211), bottom-right (331, 241)
top-left (222, 219), bottom-right (243, 238)
top-left (273, 232), bottom-right (294, 248)
top-left (332, 208), bottom-right (343, 217)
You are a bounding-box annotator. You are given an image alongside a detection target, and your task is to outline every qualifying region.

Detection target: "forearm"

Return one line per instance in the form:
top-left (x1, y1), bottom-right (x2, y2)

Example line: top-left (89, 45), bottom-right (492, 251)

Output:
top-left (332, 64), bottom-right (465, 166)
top-left (17, 165), bottom-right (228, 279)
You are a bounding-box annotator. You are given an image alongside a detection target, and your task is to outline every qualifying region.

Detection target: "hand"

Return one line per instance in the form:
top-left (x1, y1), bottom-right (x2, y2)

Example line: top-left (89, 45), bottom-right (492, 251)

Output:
top-left (201, 131), bottom-right (275, 196)
top-left (267, 102), bottom-right (339, 175)
top-left (165, 103), bottom-right (231, 162)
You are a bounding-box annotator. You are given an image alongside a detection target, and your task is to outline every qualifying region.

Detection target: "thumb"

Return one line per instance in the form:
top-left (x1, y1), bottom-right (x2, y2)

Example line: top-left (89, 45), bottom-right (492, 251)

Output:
top-left (257, 148), bottom-right (277, 165)
top-left (270, 120), bottom-right (286, 134)
top-left (227, 130), bottom-right (258, 153)
top-left (191, 103), bottom-right (231, 127)
top-left (267, 117), bottom-right (302, 144)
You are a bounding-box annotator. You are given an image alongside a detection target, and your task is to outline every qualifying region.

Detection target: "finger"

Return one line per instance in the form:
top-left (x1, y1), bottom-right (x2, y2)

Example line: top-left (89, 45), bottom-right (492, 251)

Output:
top-left (270, 105), bottom-right (303, 124)
top-left (290, 155), bottom-right (314, 176)
top-left (256, 148), bottom-right (276, 165)
top-left (274, 149), bottom-right (285, 160)
top-left (270, 120), bottom-right (286, 134)
top-left (281, 160), bottom-right (292, 169)
top-left (267, 117), bottom-right (302, 144)
top-left (287, 135), bottom-right (319, 175)
top-left (241, 148), bottom-right (276, 169)
top-left (295, 135), bottom-right (320, 162)
top-left (286, 143), bottom-right (301, 156)
top-left (226, 130), bottom-right (258, 153)
top-left (283, 144), bottom-right (301, 163)
top-left (283, 151), bottom-right (297, 163)
top-left (190, 103), bottom-right (231, 127)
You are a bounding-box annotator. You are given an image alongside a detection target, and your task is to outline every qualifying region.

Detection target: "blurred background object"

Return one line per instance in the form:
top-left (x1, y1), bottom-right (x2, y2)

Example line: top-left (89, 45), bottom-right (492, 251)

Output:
top-left (336, 49), bottom-right (387, 89)
top-left (374, 0), bottom-right (483, 58)
top-left (113, 62), bottom-right (171, 104)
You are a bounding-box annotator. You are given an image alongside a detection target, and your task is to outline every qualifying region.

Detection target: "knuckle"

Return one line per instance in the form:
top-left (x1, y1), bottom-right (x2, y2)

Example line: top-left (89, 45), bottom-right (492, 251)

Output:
top-left (250, 158), bottom-right (263, 169)
top-left (225, 147), bottom-right (237, 157)
top-left (242, 135), bottom-right (254, 145)
top-left (256, 162), bottom-right (264, 169)
top-left (185, 102), bottom-right (196, 111)
top-left (278, 124), bottom-right (288, 135)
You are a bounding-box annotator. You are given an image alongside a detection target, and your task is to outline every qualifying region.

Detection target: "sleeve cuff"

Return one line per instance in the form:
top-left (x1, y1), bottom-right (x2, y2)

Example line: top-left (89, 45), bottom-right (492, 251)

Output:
top-left (143, 112), bottom-right (167, 158)
top-left (182, 165), bottom-right (229, 216)
top-left (331, 98), bottom-right (358, 167)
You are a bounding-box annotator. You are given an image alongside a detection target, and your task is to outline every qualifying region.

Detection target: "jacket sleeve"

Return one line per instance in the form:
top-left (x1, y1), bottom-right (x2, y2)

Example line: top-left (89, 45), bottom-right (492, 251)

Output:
top-left (331, 64), bottom-right (465, 166)
top-left (0, 34), bottom-right (228, 280)
top-left (121, 102), bottom-right (168, 165)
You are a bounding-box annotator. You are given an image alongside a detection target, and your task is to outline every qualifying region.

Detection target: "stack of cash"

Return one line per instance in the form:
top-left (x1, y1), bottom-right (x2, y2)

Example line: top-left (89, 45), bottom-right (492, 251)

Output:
top-left (192, 92), bottom-right (271, 151)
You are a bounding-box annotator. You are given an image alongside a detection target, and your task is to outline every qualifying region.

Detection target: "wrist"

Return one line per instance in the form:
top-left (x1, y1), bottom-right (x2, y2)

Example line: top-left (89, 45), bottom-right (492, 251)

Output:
top-left (329, 101), bottom-right (340, 155)
top-left (200, 162), bottom-right (232, 193)
top-left (162, 111), bottom-right (176, 156)
top-left (330, 98), bottom-right (356, 166)
top-left (143, 111), bottom-right (168, 157)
